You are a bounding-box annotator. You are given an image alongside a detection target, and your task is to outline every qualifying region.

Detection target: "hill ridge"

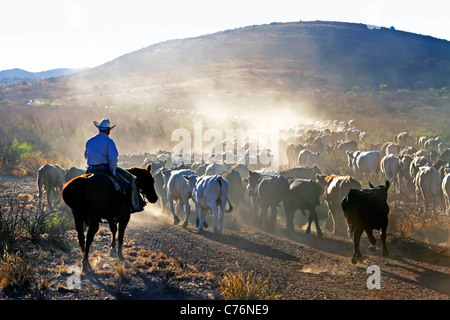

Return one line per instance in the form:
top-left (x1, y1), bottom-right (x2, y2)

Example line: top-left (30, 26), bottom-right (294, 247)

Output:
top-left (70, 20), bottom-right (450, 95)
top-left (0, 67), bottom-right (86, 79)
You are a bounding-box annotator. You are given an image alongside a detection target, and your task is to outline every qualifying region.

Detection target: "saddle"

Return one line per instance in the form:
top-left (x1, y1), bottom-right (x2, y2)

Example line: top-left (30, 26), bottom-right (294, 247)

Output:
top-left (85, 167), bottom-right (145, 217)
top-left (86, 168), bottom-right (123, 193)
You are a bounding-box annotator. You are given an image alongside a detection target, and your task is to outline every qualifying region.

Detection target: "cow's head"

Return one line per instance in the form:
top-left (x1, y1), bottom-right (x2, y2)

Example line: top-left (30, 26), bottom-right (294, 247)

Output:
top-left (161, 168), bottom-right (172, 190)
top-left (182, 175), bottom-right (199, 196)
top-left (247, 171), bottom-right (262, 191)
top-left (346, 151), bottom-right (354, 167)
top-left (315, 174), bottom-right (328, 188)
top-left (368, 180), bottom-right (390, 190)
top-left (368, 180), bottom-right (390, 203)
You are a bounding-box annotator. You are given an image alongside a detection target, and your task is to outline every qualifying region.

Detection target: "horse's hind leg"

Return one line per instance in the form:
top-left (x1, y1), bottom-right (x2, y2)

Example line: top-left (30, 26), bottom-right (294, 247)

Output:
top-left (74, 214), bottom-right (85, 253)
top-left (117, 215), bottom-right (130, 261)
top-left (109, 221), bottom-right (118, 257)
top-left (83, 222), bottom-right (99, 272)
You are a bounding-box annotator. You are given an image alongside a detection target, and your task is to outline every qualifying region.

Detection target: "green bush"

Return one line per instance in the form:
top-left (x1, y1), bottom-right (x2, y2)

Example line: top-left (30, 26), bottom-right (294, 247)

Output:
top-left (0, 194), bottom-right (72, 252)
top-left (0, 139), bottom-right (36, 171)
top-left (42, 211), bottom-right (74, 245)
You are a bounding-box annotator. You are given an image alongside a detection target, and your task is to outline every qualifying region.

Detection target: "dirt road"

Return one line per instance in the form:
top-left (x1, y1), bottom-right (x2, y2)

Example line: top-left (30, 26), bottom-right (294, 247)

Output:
top-left (126, 209), bottom-right (450, 300)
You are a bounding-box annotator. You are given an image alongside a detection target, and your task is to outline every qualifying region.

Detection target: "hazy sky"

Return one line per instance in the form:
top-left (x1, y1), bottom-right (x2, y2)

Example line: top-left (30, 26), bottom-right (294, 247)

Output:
top-left (1, 0), bottom-right (448, 72)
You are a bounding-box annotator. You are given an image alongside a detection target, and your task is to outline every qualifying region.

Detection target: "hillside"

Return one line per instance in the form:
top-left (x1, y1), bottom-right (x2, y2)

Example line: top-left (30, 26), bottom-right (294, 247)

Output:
top-left (64, 21), bottom-right (450, 102)
top-left (0, 68), bottom-right (86, 79)
top-left (0, 67), bottom-right (86, 89)
top-left (1, 21), bottom-right (449, 153)
top-left (2, 21), bottom-right (450, 106)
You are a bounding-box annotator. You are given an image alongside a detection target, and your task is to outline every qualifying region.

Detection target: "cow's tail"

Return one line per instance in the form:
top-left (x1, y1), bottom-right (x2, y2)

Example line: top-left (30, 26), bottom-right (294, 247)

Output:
top-left (341, 194), bottom-right (349, 216)
top-left (218, 176), bottom-right (233, 213)
top-left (226, 197), bottom-right (234, 213)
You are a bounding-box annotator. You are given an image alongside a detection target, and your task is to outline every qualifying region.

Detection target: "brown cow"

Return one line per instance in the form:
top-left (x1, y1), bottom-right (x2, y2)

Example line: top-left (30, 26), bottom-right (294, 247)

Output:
top-left (316, 174), bottom-right (361, 235)
top-left (394, 132), bottom-right (415, 147)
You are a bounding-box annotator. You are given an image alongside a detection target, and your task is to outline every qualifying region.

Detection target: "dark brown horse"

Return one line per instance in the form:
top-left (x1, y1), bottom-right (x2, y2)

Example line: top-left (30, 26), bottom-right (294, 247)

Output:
top-left (62, 166), bottom-right (158, 271)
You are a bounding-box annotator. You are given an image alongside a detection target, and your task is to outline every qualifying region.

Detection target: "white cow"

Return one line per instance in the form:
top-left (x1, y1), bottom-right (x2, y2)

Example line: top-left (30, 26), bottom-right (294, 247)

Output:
top-left (415, 166), bottom-right (440, 213)
top-left (183, 175), bottom-right (233, 233)
top-left (394, 132), bottom-right (415, 146)
top-left (385, 143), bottom-right (400, 156)
top-left (424, 138), bottom-right (440, 152)
top-left (381, 154), bottom-right (400, 193)
top-left (417, 136), bottom-right (428, 149)
top-left (205, 163), bottom-right (232, 175)
top-left (442, 168), bottom-right (450, 215)
top-left (346, 151), bottom-right (381, 179)
top-left (162, 169), bottom-right (198, 227)
top-left (346, 128), bottom-right (360, 141)
top-left (438, 142), bottom-right (450, 153)
top-left (409, 156), bottom-right (431, 183)
top-left (298, 149), bottom-right (322, 168)
top-left (37, 164), bottom-right (66, 208)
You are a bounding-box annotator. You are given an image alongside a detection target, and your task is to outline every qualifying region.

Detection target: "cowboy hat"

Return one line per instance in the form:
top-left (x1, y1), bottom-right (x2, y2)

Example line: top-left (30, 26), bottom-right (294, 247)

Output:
top-left (94, 118), bottom-right (116, 130)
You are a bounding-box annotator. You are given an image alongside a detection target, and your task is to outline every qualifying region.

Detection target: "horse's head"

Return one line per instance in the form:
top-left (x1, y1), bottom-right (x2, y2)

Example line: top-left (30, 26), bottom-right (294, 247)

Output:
top-left (127, 166), bottom-right (158, 204)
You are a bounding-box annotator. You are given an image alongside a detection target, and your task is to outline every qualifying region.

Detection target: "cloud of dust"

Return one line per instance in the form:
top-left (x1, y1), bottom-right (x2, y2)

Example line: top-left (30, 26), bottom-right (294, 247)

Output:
top-left (128, 205), bottom-right (173, 228)
top-left (60, 27), bottom-right (326, 168)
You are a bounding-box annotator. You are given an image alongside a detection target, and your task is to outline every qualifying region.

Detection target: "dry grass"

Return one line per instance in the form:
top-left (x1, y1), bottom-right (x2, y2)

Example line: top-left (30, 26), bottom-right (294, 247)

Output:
top-left (219, 269), bottom-right (280, 300)
top-left (128, 248), bottom-right (214, 282)
top-left (389, 197), bottom-right (450, 244)
top-left (0, 250), bottom-right (33, 295)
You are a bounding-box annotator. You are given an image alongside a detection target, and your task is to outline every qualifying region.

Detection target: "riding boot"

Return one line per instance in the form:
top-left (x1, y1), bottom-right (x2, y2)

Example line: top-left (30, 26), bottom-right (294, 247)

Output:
top-left (116, 167), bottom-right (145, 213)
top-left (130, 181), bottom-right (145, 213)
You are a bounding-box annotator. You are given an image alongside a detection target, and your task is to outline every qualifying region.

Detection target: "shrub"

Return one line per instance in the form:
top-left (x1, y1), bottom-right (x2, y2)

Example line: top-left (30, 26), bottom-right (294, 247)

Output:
top-left (0, 250), bottom-right (33, 296)
top-left (219, 269), bottom-right (279, 300)
top-left (0, 193), bottom-right (72, 252)
top-left (0, 139), bottom-right (35, 170)
top-left (379, 83), bottom-right (388, 91)
top-left (0, 195), bottom-right (28, 253)
top-left (13, 151), bottom-right (46, 177)
top-left (40, 210), bottom-right (74, 245)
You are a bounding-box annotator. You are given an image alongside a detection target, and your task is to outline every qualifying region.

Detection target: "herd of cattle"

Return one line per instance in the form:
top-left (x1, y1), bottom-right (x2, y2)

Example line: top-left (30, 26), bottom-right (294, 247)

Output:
top-left (36, 119), bottom-right (450, 263)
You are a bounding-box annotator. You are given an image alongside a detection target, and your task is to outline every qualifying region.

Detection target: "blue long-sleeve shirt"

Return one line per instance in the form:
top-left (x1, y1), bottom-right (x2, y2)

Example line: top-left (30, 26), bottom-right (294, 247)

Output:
top-left (84, 132), bottom-right (118, 175)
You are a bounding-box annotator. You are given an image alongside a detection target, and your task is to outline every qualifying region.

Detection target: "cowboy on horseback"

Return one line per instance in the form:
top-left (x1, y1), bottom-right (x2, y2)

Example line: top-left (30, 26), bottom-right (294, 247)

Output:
top-left (84, 118), bottom-right (144, 213)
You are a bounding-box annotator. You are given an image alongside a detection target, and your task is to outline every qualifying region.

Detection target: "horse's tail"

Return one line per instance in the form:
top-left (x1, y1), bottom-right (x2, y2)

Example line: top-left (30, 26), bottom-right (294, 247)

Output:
top-left (62, 175), bottom-right (87, 210)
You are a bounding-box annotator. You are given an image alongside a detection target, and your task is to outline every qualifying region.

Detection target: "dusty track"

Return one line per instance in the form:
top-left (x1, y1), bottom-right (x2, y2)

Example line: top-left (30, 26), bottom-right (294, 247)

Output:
top-left (126, 208), bottom-right (450, 300)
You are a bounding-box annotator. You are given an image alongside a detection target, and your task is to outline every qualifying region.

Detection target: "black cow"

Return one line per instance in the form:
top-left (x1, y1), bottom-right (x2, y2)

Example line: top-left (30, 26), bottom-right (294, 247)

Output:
top-left (341, 180), bottom-right (390, 264)
top-left (65, 167), bottom-right (85, 182)
top-left (247, 171), bottom-right (290, 231)
top-left (279, 166), bottom-right (321, 180)
top-left (152, 167), bottom-right (169, 210)
top-left (284, 179), bottom-right (323, 236)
